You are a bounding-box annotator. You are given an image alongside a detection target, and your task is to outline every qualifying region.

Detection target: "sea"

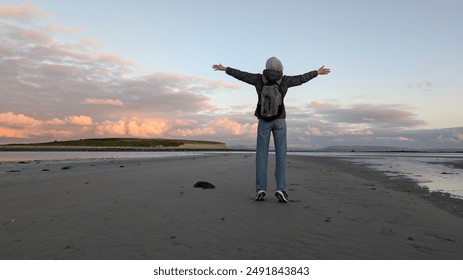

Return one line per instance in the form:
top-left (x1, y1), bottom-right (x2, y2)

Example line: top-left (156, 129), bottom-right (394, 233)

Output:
top-left (1, 151), bottom-right (462, 199)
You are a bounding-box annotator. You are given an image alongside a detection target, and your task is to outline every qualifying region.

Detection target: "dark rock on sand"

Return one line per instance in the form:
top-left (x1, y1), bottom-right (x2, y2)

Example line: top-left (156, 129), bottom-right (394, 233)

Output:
top-left (194, 181), bottom-right (216, 189)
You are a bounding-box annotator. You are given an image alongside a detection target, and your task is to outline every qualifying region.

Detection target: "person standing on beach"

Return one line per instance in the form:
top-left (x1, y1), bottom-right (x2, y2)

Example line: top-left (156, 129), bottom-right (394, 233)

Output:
top-left (212, 57), bottom-right (330, 202)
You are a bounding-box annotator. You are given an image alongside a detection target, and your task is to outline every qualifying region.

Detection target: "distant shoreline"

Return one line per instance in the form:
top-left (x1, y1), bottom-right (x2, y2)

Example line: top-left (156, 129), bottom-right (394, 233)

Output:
top-left (2, 138), bottom-right (462, 153)
top-left (0, 138), bottom-right (228, 151)
top-left (1, 146), bottom-right (463, 153)
top-left (0, 145), bottom-right (228, 152)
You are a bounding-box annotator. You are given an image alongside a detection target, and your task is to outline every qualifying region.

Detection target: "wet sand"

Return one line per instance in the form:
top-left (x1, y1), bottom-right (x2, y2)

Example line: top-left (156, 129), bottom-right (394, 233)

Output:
top-left (1, 154), bottom-right (462, 259)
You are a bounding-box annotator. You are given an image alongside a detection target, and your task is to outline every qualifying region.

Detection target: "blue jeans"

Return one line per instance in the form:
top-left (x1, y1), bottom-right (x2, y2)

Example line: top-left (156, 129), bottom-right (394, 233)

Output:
top-left (256, 118), bottom-right (287, 193)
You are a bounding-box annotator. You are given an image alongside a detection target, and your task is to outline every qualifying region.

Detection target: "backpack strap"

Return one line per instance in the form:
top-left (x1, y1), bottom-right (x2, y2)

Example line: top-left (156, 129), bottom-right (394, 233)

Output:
top-left (262, 75), bottom-right (267, 84)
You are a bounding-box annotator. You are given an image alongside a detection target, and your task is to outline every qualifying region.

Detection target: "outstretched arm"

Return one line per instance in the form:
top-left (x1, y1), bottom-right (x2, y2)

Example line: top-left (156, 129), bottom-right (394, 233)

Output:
top-left (212, 64), bottom-right (226, 71)
top-left (212, 63), bottom-right (260, 85)
top-left (317, 65), bottom-right (331, 75)
top-left (284, 65), bottom-right (331, 88)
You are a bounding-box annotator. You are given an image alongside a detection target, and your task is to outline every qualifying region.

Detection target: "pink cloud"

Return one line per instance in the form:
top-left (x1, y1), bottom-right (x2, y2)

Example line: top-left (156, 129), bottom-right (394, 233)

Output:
top-left (210, 118), bottom-right (243, 135)
top-left (341, 130), bottom-right (374, 136)
top-left (40, 24), bottom-right (86, 34)
top-left (309, 101), bottom-right (326, 110)
top-left (210, 118), bottom-right (257, 137)
top-left (99, 54), bottom-right (139, 67)
top-left (95, 118), bottom-right (168, 138)
top-left (1, 15), bottom-right (239, 133)
top-left (45, 118), bottom-right (66, 125)
top-left (177, 127), bottom-right (216, 137)
top-left (79, 37), bottom-right (104, 47)
top-left (0, 112), bottom-right (97, 140)
top-left (0, 112), bottom-right (41, 127)
top-left (174, 118), bottom-right (258, 139)
top-left (126, 119), bottom-right (168, 137)
top-left (0, 3), bottom-right (52, 21)
top-left (305, 127), bottom-right (322, 136)
top-left (175, 119), bottom-right (199, 127)
top-left (66, 115), bottom-right (93, 126)
top-left (0, 127), bottom-right (31, 138)
top-left (83, 98), bottom-right (124, 107)
top-left (96, 120), bottom-right (126, 136)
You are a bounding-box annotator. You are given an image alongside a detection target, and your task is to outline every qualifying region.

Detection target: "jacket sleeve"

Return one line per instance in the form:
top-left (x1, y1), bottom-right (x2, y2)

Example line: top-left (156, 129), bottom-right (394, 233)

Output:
top-left (283, 70), bottom-right (318, 88)
top-left (225, 67), bottom-right (261, 86)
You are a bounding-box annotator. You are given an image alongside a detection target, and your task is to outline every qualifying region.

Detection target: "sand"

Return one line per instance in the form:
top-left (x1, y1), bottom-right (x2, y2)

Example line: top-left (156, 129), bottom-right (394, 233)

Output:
top-left (0, 153), bottom-right (462, 260)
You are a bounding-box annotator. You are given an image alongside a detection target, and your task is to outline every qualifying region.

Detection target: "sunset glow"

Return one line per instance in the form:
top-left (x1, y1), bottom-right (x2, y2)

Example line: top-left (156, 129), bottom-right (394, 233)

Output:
top-left (1, 1), bottom-right (462, 149)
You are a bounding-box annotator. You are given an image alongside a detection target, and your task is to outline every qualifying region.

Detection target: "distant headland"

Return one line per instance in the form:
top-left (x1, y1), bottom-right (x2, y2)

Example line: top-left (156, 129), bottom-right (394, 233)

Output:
top-left (0, 138), bottom-right (227, 151)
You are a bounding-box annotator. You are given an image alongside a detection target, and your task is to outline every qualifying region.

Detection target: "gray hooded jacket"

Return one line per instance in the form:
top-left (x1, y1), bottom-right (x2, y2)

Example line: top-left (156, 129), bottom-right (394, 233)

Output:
top-left (225, 66), bottom-right (318, 119)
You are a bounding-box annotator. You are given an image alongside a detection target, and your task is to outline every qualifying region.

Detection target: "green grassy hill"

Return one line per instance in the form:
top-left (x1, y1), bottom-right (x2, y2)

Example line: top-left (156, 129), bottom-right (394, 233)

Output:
top-left (1, 138), bottom-right (227, 150)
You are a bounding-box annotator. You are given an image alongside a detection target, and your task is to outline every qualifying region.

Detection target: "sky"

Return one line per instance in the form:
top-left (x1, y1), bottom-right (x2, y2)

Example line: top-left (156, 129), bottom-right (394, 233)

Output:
top-left (0, 0), bottom-right (462, 149)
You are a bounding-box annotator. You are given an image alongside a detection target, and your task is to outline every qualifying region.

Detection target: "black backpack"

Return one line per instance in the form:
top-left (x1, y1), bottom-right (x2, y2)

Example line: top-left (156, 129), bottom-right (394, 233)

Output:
top-left (257, 75), bottom-right (283, 121)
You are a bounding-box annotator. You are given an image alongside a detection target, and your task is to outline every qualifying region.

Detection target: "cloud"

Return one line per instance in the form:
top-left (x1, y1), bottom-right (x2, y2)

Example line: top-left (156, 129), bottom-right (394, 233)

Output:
top-left (79, 37), bottom-right (104, 47)
top-left (406, 80), bottom-right (435, 92)
top-left (377, 136), bottom-right (414, 142)
top-left (99, 54), bottom-right (139, 67)
top-left (152, 72), bottom-right (241, 92)
top-left (210, 118), bottom-right (256, 136)
top-left (95, 118), bottom-right (168, 138)
top-left (177, 127), bottom-right (216, 137)
top-left (0, 112), bottom-right (77, 140)
top-left (40, 24), bottom-right (86, 34)
top-left (65, 115), bottom-right (93, 126)
top-left (280, 102), bottom-right (462, 149)
top-left (175, 117), bottom-right (257, 141)
top-left (177, 117), bottom-right (255, 136)
top-left (95, 120), bottom-right (126, 136)
top-left (126, 119), bottom-right (168, 137)
top-left (0, 14), bottom-right (237, 133)
top-left (309, 101), bottom-right (325, 110)
top-left (0, 127), bottom-right (31, 138)
top-left (83, 98), bottom-right (124, 107)
top-left (289, 112), bottom-right (463, 149)
top-left (308, 101), bottom-right (426, 128)
top-left (290, 101), bottom-right (422, 141)
top-left (417, 80), bottom-right (433, 92)
top-left (0, 112), bottom-right (41, 128)
top-left (0, 3), bottom-right (52, 21)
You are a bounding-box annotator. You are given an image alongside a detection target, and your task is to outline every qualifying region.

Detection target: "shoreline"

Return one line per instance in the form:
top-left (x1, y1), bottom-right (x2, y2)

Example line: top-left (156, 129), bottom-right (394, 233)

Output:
top-left (0, 145), bottom-right (227, 152)
top-left (2, 145), bottom-right (462, 153)
top-left (1, 154), bottom-right (462, 259)
top-left (315, 156), bottom-right (463, 219)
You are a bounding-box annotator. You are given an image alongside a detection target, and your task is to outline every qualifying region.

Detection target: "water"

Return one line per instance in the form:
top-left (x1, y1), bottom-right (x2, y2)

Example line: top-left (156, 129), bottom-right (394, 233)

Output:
top-left (1, 151), bottom-right (462, 199)
top-left (0, 151), bottom-right (204, 162)
top-left (290, 152), bottom-right (463, 199)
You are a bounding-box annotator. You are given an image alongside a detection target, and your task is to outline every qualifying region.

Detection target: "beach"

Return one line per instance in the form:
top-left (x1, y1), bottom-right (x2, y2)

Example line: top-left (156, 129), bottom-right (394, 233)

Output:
top-left (1, 153), bottom-right (463, 260)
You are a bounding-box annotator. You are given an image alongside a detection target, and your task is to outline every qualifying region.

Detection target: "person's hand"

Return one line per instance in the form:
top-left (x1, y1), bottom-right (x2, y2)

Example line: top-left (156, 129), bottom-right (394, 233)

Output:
top-left (317, 66), bottom-right (331, 75)
top-left (212, 64), bottom-right (226, 71)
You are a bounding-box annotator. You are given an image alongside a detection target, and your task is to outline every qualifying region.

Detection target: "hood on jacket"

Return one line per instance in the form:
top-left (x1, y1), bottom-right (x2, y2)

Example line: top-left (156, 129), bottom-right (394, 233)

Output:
top-left (263, 57), bottom-right (283, 82)
top-left (263, 69), bottom-right (283, 82)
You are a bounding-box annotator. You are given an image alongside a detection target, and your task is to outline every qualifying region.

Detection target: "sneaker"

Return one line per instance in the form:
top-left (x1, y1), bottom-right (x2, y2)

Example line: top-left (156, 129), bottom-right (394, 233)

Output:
top-left (275, 190), bottom-right (289, 203)
top-left (255, 190), bottom-right (266, 201)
